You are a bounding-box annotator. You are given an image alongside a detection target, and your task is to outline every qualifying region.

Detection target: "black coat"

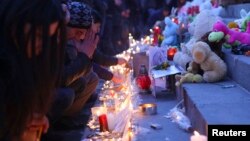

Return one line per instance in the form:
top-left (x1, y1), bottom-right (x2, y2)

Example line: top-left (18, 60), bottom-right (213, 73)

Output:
top-left (62, 43), bottom-right (92, 86)
top-left (93, 63), bottom-right (113, 80)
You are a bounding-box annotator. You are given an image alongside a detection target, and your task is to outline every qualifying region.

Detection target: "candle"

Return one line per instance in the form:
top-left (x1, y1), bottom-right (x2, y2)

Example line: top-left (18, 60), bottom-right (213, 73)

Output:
top-left (128, 130), bottom-right (133, 141)
top-left (91, 107), bottom-right (107, 118)
top-left (107, 113), bottom-right (116, 131)
top-left (190, 131), bottom-right (207, 141)
top-left (167, 47), bottom-right (177, 61)
top-left (99, 114), bottom-right (109, 132)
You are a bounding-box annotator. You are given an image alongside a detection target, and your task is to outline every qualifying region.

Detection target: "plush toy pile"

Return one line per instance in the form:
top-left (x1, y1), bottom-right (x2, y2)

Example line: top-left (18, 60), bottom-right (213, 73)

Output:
top-left (173, 7), bottom-right (229, 86)
top-left (173, 9), bottom-right (221, 70)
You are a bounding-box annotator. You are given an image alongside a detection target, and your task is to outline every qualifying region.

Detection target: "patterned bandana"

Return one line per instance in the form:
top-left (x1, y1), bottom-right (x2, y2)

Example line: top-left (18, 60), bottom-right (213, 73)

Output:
top-left (68, 1), bottom-right (93, 29)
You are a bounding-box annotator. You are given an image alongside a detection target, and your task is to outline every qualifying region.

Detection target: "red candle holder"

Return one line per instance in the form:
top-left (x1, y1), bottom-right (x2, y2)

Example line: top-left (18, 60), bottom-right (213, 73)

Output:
top-left (99, 114), bottom-right (109, 132)
top-left (167, 47), bottom-right (177, 61)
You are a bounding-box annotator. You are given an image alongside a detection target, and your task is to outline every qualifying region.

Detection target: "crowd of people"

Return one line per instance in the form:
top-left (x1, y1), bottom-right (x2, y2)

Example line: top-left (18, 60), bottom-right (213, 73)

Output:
top-left (0, 0), bottom-right (188, 140)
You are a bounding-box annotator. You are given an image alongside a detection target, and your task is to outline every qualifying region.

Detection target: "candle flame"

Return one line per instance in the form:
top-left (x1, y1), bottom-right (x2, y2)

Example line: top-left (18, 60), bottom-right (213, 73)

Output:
top-left (194, 131), bottom-right (200, 136)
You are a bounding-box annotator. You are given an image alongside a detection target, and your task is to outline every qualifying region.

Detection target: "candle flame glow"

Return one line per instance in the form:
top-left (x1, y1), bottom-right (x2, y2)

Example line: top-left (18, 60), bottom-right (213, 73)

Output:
top-left (194, 131), bottom-right (200, 136)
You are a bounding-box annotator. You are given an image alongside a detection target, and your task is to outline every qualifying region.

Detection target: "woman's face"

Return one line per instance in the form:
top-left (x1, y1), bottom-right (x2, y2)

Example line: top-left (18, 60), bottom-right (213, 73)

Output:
top-left (25, 22), bottom-right (59, 58)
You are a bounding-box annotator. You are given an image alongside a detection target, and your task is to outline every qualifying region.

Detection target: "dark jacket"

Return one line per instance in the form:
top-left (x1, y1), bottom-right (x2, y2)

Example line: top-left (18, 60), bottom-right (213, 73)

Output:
top-left (92, 49), bottom-right (118, 66)
top-left (93, 63), bottom-right (113, 80)
top-left (62, 43), bottom-right (92, 86)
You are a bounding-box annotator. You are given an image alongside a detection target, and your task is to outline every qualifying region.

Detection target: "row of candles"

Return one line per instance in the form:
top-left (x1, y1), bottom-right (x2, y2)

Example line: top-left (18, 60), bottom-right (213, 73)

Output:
top-left (88, 33), bottom-right (207, 141)
top-left (87, 37), bottom-right (140, 140)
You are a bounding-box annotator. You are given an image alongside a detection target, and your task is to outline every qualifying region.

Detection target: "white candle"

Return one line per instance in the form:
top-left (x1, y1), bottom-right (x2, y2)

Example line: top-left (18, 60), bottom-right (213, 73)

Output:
top-left (190, 131), bottom-right (207, 141)
top-left (107, 113), bottom-right (117, 131)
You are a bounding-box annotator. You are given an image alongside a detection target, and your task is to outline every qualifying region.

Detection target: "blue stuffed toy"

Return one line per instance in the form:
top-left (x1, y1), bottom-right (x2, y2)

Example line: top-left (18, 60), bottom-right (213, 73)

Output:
top-left (161, 17), bottom-right (179, 48)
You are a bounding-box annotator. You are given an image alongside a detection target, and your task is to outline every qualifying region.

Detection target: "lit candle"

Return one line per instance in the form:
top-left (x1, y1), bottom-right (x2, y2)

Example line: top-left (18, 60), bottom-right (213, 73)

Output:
top-left (167, 47), bottom-right (177, 61)
top-left (91, 107), bottom-right (107, 117)
top-left (190, 131), bottom-right (207, 141)
top-left (107, 113), bottom-right (116, 131)
top-left (128, 129), bottom-right (134, 141)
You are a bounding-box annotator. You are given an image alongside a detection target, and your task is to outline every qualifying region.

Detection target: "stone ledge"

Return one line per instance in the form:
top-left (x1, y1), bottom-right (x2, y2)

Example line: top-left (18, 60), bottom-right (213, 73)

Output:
top-left (223, 49), bottom-right (250, 92)
top-left (182, 79), bottom-right (250, 135)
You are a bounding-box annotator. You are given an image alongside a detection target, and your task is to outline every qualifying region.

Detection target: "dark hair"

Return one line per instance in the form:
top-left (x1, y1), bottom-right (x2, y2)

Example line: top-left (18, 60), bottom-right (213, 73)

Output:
top-left (0, 0), bottom-right (66, 137)
top-left (92, 9), bottom-right (103, 24)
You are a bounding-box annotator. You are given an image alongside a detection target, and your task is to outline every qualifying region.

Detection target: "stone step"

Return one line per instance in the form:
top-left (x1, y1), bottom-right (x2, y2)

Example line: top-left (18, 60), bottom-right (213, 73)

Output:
top-left (223, 49), bottom-right (250, 92)
top-left (182, 79), bottom-right (250, 136)
top-left (220, 3), bottom-right (250, 19)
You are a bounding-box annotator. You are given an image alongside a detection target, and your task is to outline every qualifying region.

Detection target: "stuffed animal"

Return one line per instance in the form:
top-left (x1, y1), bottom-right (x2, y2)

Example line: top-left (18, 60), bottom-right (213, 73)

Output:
top-left (205, 31), bottom-right (225, 59)
top-left (187, 61), bottom-right (204, 75)
top-left (213, 21), bottom-right (250, 45)
top-left (161, 17), bottom-right (179, 48)
top-left (191, 41), bottom-right (227, 82)
top-left (186, 31), bottom-right (225, 76)
top-left (173, 9), bottom-right (221, 70)
top-left (234, 9), bottom-right (250, 31)
top-left (227, 22), bottom-right (239, 29)
top-left (175, 73), bottom-right (203, 87)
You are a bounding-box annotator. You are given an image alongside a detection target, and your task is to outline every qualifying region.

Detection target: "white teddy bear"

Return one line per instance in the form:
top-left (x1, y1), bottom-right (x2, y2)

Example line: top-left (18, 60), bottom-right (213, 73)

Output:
top-left (173, 9), bottom-right (221, 70)
top-left (191, 41), bottom-right (227, 82)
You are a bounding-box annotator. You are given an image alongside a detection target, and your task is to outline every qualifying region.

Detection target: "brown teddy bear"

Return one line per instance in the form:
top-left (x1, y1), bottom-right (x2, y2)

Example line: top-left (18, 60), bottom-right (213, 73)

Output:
top-left (187, 31), bottom-right (226, 75)
top-left (191, 41), bottom-right (227, 82)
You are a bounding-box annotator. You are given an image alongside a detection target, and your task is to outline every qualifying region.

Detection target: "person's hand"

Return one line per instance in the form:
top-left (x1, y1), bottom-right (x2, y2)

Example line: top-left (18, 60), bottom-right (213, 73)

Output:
top-left (111, 74), bottom-right (123, 84)
top-left (77, 29), bottom-right (99, 58)
top-left (117, 58), bottom-right (127, 65)
top-left (25, 113), bottom-right (49, 133)
top-left (21, 113), bottom-right (49, 141)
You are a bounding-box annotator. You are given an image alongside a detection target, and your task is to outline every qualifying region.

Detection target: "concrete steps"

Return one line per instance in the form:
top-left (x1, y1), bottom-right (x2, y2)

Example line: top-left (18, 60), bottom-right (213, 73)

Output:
top-left (223, 49), bottom-right (250, 92)
top-left (220, 3), bottom-right (250, 23)
top-left (179, 51), bottom-right (250, 136)
top-left (182, 79), bottom-right (250, 135)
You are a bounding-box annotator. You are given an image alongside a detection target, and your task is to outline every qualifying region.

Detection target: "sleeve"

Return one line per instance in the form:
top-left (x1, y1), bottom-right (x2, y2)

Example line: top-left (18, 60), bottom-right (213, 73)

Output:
top-left (93, 63), bottom-right (113, 80)
top-left (92, 49), bottom-right (118, 66)
top-left (62, 44), bottom-right (92, 86)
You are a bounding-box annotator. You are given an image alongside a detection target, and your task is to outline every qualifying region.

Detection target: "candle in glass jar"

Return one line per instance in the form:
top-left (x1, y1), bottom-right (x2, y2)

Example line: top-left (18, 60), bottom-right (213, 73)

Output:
top-left (190, 131), bottom-right (207, 141)
top-left (167, 47), bottom-right (177, 61)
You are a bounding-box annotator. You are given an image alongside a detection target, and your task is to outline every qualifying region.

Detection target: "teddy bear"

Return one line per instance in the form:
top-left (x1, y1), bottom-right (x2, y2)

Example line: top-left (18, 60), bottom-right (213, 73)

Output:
top-left (191, 41), bottom-right (227, 82)
top-left (213, 20), bottom-right (250, 45)
top-left (175, 73), bottom-right (203, 87)
top-left (186, 31), bottom-right (226, 75)
top-left (160, 17), bottom-right (179, 48)
top-left (173, 9), bottom-right (221, 70)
